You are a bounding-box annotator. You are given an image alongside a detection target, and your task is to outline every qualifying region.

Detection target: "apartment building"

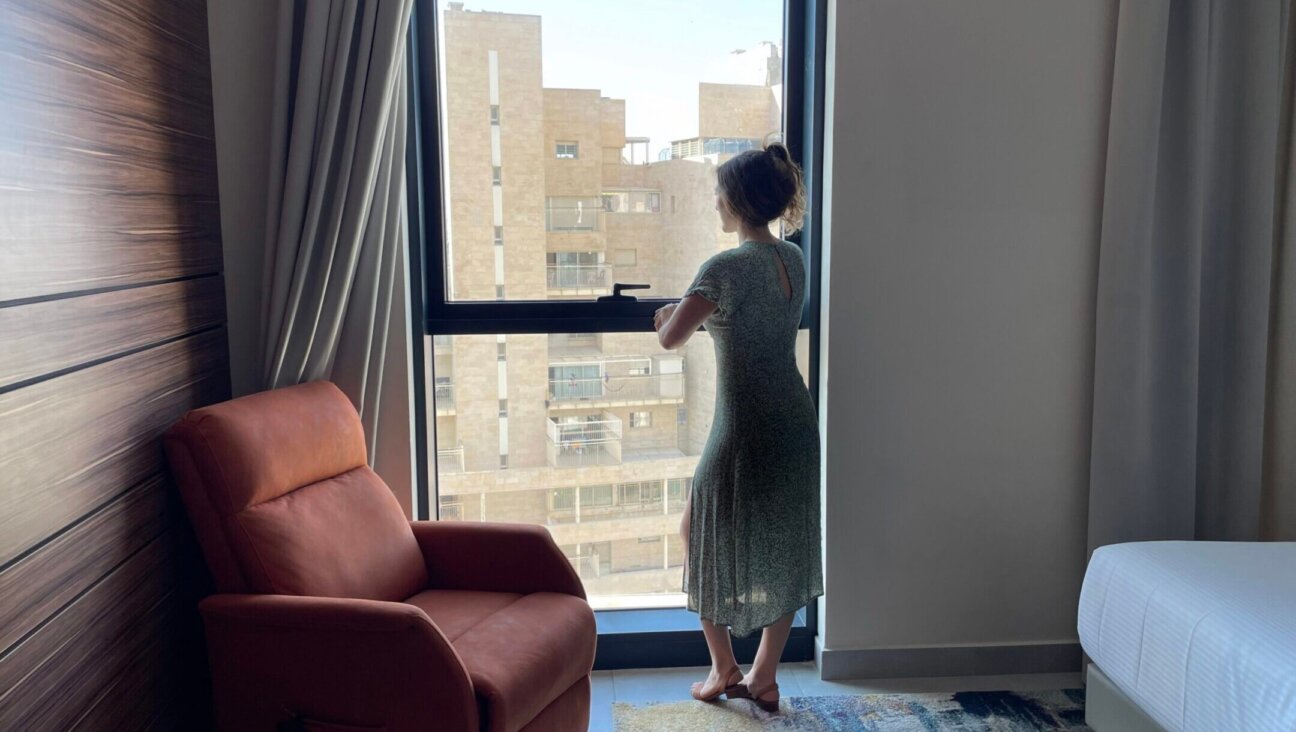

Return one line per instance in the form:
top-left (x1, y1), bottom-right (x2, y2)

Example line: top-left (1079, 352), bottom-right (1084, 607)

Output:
top-left (430, 4), bottom-right (789, 607)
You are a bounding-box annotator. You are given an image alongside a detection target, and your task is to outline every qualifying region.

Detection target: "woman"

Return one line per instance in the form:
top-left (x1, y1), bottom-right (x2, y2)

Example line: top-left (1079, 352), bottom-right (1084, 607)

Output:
top-left (653, 142), bottom-right (823, 713)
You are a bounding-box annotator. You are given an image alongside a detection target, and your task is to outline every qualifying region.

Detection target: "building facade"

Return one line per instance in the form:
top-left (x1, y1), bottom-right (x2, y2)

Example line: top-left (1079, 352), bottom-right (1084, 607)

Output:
top-left (430, 4), bottom-right (793, 608)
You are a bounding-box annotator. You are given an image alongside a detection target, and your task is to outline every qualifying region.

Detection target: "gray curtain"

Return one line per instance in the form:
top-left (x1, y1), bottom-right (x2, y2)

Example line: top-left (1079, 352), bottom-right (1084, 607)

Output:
top-left (1088, 0), bottom-right (1296, 550)
top-left (261, 0), bottom-right (414, 463)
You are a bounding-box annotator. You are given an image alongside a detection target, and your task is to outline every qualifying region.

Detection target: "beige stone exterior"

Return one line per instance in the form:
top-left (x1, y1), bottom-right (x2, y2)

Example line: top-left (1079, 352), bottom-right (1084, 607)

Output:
top-left (698, 82), bottom-right (781, 140)
top-left (431, 5), bottom-right (794, 606)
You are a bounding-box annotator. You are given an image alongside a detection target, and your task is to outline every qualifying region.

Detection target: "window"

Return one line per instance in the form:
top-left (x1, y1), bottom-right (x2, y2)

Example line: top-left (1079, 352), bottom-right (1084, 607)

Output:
top-left (547, 251), bottom-right (608, 290)
top-left (545, 196), bottom-right (600, 231)
top-left (414, 0), bottom-right (819, 621)
top-left (551, 487), bottom-right (575, 511)
top-left (618, 481), bottom-right (663, 505)
top-left (667, 478), bottom-right (692, 502)
top-left (580, 484), bottom-right (614, 508)
top-left (439, 496), bottom-right (463, 521)
top-left (602, 190), bottom-right (661, 213)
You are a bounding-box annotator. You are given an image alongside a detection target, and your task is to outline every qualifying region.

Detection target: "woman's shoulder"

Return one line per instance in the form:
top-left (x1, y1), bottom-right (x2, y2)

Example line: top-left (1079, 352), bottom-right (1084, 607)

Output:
top-left (697, 246), bottom-right (747, 273)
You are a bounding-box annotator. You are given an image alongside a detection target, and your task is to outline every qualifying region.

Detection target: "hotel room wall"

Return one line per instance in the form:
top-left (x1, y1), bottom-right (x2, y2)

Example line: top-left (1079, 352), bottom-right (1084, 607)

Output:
top-left (0, 0), bottom-right (229, 726)
top-left (817, 0), bottom-right (1116, 677)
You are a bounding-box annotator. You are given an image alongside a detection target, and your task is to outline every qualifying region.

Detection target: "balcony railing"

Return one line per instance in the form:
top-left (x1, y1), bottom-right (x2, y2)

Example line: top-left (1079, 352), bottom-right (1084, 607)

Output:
top-left (546, 413), bottom-right (622, 468)
top-left (436, 443), bottom-right (464, 474)
top-left (434, 381), bottom-right (454, 409)
top-left (548, 372), bottom-right (684, 404)
top-left (546, 264), bottom-right (611, 292)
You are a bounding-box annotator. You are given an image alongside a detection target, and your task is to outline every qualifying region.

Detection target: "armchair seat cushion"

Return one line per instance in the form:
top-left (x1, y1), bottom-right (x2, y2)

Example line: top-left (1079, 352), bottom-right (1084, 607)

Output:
top-left (405, 590), bottom-right (596, 732)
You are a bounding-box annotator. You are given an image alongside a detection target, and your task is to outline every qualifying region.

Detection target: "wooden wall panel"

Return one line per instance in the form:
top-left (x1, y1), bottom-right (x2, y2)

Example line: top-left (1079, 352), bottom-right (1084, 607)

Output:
top-left (0, 0), bottom-right (222, 303)
top-left (0, 535), bottom-right (186, 732)
top-left (0, 0), bottom-right (228, 728)
top-left (0, 476), bottom-right (168, 653)
top-left (0, 276), bottom-right (226, 388)
top-left (0, 330), bottom-right (228, 565)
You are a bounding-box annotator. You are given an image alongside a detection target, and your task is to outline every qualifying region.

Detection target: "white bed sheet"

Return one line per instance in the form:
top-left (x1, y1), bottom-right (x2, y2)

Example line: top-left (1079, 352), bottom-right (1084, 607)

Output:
top-left (1078, 541), bottom-right (1296, 732)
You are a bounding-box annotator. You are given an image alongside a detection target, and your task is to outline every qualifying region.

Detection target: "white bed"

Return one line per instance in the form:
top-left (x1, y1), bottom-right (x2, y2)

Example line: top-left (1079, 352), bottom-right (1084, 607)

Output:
top-left (1078, 541), bottom-right (1296, 732)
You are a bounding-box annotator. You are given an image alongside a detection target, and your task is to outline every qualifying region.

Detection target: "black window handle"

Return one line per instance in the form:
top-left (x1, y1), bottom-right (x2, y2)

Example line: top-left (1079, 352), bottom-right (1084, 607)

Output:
top-left (598, 283), bottom-right (650, 302)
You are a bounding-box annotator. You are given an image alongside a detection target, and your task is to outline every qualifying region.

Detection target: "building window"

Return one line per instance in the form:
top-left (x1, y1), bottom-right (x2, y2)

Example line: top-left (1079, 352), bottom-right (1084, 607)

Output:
top-left (492, 166), bottom-right (502, 185)
top-left (545, 197), bottom-right (600, 231)
top-left (551, 487), bottom-right (575, 511)
top-left (670, 195), bottom-right (676, 214)
top-left (580, 484), bottom-right (614, 507)
top-left (497, 342), bottom-right (507, 361)
top-left (500, 454), bottom-right (509, 469)
top-left (498, 399), bottom-right (508, 417)
top-left (547, 251), bottom-right (608, 289)
top-left (493, 226), bottom-right (503, 246)
top-left (602, 190), bottom-right (661, 214)
top-left (495, 285), bottom-right (505, 300)
top-left (490, 104), bottom-right (500, 124)
top-left (630, 411), bottom-right (652, 428)
top-left (555, 141), bottom-right (578, 159)
top-left (618, 481), bottom-right (663, 505)
top-left (667, 478), bottom-right (692, 502)
top-left (677, 407), bottom-right (688, 425)
top-left (439, 496), bottom-right (464, 521)
top-left (611, 249), bottom-right (637, 267)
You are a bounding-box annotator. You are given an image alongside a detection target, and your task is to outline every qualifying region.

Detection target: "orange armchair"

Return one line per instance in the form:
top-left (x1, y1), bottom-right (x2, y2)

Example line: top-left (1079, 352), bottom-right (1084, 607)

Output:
top-left (164, 381), bottom-right (595, 732)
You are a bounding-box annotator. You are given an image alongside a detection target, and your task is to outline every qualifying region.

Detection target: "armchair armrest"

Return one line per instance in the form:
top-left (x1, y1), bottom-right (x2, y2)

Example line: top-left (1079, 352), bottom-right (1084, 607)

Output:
top-left (200, 594), bottom-right (477, 732)
top-left (411, 521), bottom-right (586, 599)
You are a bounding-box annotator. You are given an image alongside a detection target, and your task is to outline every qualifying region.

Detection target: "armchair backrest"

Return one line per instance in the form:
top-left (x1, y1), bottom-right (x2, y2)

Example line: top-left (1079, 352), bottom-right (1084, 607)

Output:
top-left (164, 381), bottom-right (427, 600)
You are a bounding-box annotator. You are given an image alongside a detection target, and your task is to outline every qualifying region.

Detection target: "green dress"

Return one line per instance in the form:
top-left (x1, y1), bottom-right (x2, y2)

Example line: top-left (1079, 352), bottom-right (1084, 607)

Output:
top-left (683, 239), bottom-right (824, 637)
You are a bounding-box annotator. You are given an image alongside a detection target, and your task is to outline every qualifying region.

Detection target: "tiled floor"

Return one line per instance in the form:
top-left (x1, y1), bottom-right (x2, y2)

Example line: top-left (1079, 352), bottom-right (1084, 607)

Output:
top-left (591, 663), bottom-right (1082, 730)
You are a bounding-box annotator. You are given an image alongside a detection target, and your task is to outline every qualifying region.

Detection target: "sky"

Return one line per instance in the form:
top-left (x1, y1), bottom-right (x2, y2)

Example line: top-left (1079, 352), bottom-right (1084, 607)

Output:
top-left (441, 0), bottom-right (784, 155)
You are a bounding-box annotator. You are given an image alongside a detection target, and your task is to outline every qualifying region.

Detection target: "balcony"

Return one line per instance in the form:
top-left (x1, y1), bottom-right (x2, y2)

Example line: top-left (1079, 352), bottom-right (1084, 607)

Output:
top-left (546, 412), bottom-right (622, 468)
top-left (547, 357), bottom-right (685, 410)
top-left (435, 442), bottom-right (464, 474)
top-left (433, 380), bottom-right (455, 415)
top-left (546, 264), bottom-right (612, 295)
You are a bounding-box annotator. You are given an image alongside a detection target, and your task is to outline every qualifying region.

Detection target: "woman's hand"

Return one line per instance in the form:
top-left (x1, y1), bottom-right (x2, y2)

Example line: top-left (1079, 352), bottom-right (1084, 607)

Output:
top-left (654, 303), bottom-right (678, 332)
top-left (656, 295), bottom-right (717, 350)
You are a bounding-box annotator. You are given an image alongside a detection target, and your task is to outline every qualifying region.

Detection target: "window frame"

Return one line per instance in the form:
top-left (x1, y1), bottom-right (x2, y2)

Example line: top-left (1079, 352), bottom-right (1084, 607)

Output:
top-left (406, 0), bottom-right (828, 670)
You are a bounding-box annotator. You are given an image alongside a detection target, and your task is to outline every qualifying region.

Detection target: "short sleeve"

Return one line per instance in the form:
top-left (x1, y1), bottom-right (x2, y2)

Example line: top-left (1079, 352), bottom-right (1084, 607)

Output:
top-left (684, 255), bottom-right (726, 305)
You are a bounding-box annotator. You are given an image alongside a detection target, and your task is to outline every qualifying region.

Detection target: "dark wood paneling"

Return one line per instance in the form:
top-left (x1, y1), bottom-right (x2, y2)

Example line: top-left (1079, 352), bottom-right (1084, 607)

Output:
top-left (0, 329), bottom-right (228, 566)
top-left (0, 476), bottom-right (168, 653)
top-left (0, 533), bottom-right (186, 731)
top-left (0, 0), bottom-right (227, 727)
top-left (0, 0), bottom-right (223, 303)
top-left (0, 276), bottom-right (226, 388)
top-left (0, 193), bottom-right (223, 303)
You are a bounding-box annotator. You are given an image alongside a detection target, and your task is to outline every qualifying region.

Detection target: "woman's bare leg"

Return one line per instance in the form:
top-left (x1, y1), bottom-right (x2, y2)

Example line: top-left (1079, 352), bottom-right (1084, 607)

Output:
top-left (682, 499), bottom-right (743, 699)
top-left (742, 612), bottom-right (795, 701)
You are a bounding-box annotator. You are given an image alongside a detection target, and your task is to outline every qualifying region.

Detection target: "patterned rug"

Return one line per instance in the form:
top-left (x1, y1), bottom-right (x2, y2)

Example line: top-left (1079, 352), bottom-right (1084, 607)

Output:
top-left (612, 689), bottom-right (1089, 731)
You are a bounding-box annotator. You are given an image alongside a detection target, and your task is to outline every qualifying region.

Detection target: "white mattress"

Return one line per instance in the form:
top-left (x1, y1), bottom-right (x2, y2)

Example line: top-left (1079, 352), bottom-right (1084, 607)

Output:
top-left (1078, 541), bottom-right (1296, 732)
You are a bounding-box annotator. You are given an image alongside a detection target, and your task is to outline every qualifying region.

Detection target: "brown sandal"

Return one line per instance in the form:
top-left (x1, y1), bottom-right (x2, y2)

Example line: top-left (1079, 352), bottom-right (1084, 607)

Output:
top-left (691, 666), bottom-right (744, 702)
top-left (730, 681), bottom-right (780, 712)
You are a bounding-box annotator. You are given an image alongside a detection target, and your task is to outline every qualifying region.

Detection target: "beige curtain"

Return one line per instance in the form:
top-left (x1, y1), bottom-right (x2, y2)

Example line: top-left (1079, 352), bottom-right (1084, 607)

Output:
top-left (1087, 0), bottom-right (1295, 550)
top-left (260, 0), bottom-right (414, 466)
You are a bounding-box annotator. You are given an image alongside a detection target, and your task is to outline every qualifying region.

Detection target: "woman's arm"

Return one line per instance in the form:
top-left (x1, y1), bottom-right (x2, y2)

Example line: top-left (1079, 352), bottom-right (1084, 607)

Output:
top-left (654, 294), bottom-right (718, 350)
